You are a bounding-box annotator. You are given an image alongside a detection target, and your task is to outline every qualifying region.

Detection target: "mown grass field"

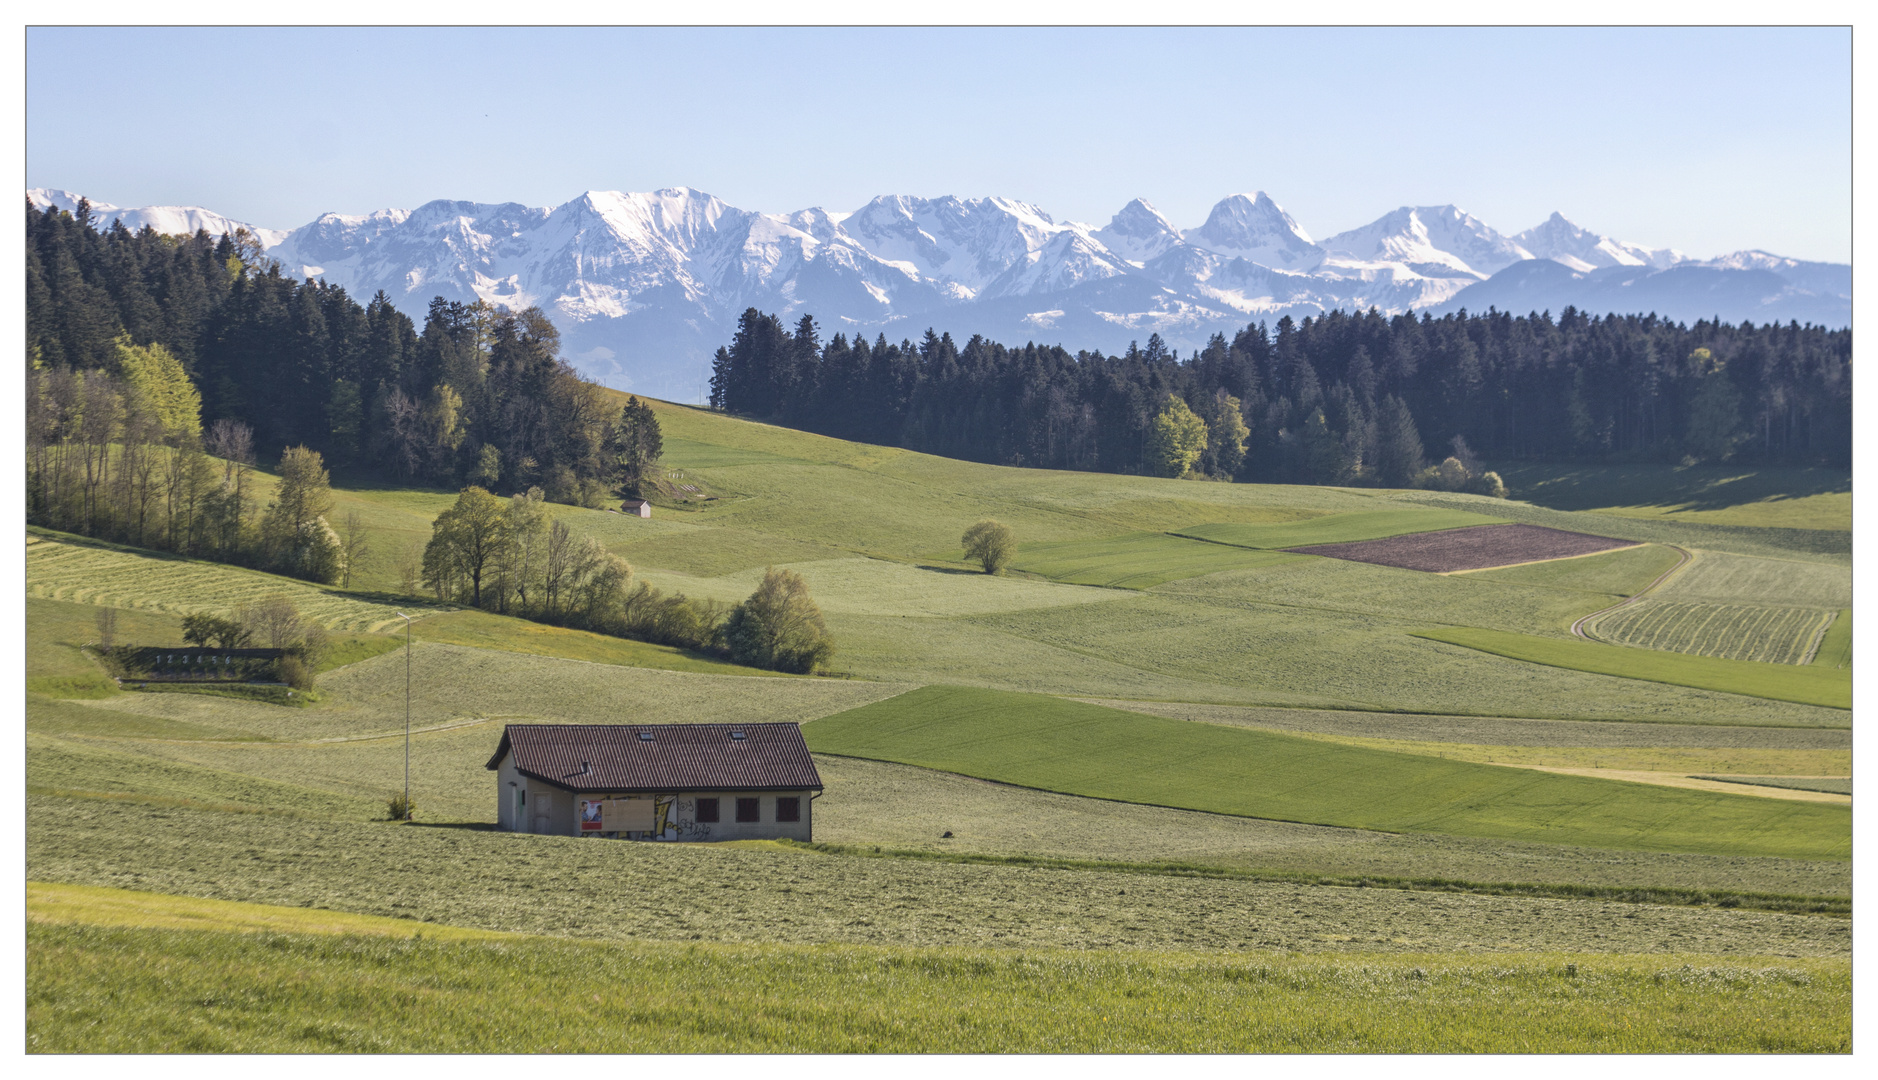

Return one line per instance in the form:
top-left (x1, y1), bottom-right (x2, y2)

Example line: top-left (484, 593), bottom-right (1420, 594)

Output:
top-left (28, 918), bottom-right (1847, 1053)
top-left (26, 529), bottom-right (441, 633)
top-left (29, 796), bottom-right (1850, 956)
top-left (805, 687), bottom-right (1850, 859)
top-left (26, 393), bottom-right (1857, 1053)
top-left (1009, 532), bottom-right (1305, 588)
top-left (1417, 627), bottom-right (1852, 710)
top-left (1176, 507), bottom-right (1509, 549)
top-left (1496, 462), bottom-right (1852, 532)
top-left (1593, 600), bottom-right (1834, 665)
top-left (1812, 610), bottom-right (1851, 668)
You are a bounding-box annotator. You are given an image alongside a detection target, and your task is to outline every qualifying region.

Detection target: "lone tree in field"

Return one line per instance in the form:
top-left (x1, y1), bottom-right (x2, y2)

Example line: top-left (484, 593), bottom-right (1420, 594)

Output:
top-left (723, 567), bottom-right (834, 674)
top-left (961, 519), bottom-right (1015, 574)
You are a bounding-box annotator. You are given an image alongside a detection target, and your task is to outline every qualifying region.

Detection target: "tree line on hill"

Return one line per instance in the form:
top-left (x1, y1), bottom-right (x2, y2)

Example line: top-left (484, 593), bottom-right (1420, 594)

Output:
top-left (708, 305), bottom-right (1850, 483)
top-left (420, 487), bottom-right (834, 673)
top-left (27, 198), bottom-right (659, 503)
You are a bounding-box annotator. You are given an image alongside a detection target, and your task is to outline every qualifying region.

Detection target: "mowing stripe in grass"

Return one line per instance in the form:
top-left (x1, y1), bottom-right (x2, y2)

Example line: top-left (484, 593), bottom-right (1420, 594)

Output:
top-left (785, 842), bottom-right (1849, 915)
top-left (804, 686), bottom-right (1850, 859)
top-left (1415, 627), bottom-right (1852, 710)
top-left (1809, 609), bottom-right (1851, 668)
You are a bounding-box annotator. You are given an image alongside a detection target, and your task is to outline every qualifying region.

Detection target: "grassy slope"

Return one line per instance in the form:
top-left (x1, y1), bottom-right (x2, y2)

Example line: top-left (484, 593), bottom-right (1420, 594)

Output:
top-left (805, 687), bottom-right (1850, 859)
top-left (1812, 610), bottom-right (1851, 668)
top-left (1498, 461), bottom-right (1851, 532)
top-left (1416, 628), bottom-right (1851, 710)
top-left (27, 916), bottom-right (1846, 1053)
top-left (1009, 533), bottom-right (1305, 588)
top-left (1176, 508), bottom-right (1508, 549)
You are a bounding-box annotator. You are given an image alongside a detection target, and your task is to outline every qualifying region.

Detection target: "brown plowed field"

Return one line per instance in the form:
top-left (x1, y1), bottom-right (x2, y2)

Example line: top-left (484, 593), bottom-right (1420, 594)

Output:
top-left (1287, 523), bottom-right (1637, 573)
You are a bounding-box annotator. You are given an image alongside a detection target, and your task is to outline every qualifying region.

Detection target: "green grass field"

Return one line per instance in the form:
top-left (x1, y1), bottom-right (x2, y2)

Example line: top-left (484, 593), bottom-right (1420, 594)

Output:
top-left (29, 796), bottom-right (1851, 957)
top-left (1465, 542), bottom-right (1683, 596)
top-left (1812, 610), bottom-right (1851, 668)
top-left (27, 530), bottom-right (442, 633)
top-left (27, 918), bottom-right (1847, 1053)
top-left (26, 393), bottom-right (1857, 1053)
top-left (1416, 627), bottom-right (1852, 710)
top-left (1593, 600), bottom-right (1835, 665)
top-left (1497, 462), bottom-right (1851, 532)
top-left (1010, 532), bottom-right (1305, 588)
top-left (1176, 508), bottom-right (1509, 549)
top-left (805, 687), bottom-right (1850, 859)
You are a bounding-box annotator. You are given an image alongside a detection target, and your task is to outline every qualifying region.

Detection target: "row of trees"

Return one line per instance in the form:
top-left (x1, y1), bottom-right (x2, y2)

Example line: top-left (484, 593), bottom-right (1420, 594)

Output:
top-left (709, 305), bottom-right (1850, 482)
top-left (26, 351), bottom-right (350, 583)
top-left (28, 198), bottom-right (640, 503)
top-left (418, 487), bottom-right (833, 672)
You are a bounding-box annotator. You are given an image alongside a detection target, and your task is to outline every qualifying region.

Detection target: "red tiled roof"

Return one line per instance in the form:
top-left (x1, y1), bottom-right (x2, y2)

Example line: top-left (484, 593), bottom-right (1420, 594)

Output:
top-left (486, 723), bottom-right (823, 792)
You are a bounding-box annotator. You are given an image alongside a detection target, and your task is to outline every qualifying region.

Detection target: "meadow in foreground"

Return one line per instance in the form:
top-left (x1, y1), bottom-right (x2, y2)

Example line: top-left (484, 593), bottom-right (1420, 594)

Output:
top-left (24, 394), bottom-right (1852, 1052)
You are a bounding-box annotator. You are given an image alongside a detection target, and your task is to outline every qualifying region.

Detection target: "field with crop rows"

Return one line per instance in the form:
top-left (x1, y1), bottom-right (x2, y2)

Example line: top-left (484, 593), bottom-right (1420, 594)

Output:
top-left (1593, 600), bottom-right (1835, 665)
top-left (1416, 628), bottom-right (1852, 710)
top-left (1655, 550), bottom-right (1852, 609)
top-left (1812, 610), bottom-right (1851, 668)
top-left (26, 531), bottom-right (437, 633)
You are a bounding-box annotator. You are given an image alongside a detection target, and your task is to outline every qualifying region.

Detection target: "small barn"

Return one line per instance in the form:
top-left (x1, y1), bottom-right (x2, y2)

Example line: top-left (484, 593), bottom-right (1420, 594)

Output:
top-left (487, 722), bottom-right (822, 841)
top-left (621, 499), bottom-right (651, 518)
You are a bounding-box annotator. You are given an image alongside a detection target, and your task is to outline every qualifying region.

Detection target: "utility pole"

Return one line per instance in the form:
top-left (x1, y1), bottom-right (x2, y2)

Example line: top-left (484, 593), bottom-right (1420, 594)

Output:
top-left (395, 611), bottom-right (412, 819)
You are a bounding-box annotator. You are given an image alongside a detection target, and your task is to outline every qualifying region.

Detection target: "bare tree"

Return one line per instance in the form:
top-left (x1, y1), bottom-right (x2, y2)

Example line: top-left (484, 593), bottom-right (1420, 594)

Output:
top-left (397, 540), bottom-right (424, 597)
top-left (94, 606), bottom-right (118, 649)
top-left (338, 509), bottom-right (372, 589)
top-left (237, 594), bottom-right (304, 649)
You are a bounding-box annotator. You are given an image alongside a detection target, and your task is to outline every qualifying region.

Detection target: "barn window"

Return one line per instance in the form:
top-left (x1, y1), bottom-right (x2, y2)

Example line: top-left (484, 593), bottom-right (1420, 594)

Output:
top-left (696, 797), bottom-right (720, 823)
top-left (776, 797), bottom-right (800, 823)
top-left (735, 797), bottom-right (760, 823)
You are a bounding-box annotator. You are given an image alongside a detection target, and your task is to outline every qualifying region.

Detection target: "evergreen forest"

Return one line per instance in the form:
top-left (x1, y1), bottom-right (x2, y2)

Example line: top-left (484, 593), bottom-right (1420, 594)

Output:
top-left (26, 199), bottom-right (630, 503)
top-left (709, 305), bottom-right (1851, 484)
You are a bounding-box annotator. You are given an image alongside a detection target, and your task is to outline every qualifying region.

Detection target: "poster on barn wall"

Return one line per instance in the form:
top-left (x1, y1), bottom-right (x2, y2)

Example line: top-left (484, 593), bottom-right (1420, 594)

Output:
top-left (601, 797), bottom-right (655, 833)
top-left (579, 799), bottom-right (605, 832)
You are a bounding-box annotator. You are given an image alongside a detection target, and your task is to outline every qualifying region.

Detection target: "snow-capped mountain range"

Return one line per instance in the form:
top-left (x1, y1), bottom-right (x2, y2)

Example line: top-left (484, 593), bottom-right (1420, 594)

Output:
top-left (31, 186), bottom-right (1849, 401)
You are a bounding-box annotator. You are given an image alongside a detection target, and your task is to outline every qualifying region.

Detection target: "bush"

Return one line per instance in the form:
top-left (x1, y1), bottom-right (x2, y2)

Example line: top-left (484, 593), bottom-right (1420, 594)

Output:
top-left (387, 792), bottom-right (415, 821)
top-left (276, 654), bottom-right (316, 691)
top-left (1467, 470), bottom-right (1508, 499)
top-left (961, 520), bottom-right (1016, 574)
top-left (723, 567), bottom-right (835, 674)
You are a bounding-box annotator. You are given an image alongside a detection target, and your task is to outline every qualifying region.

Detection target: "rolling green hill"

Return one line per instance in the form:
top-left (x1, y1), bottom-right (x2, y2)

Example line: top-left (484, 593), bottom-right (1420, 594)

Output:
top-left (806, 686), bottom-right (1850, 859)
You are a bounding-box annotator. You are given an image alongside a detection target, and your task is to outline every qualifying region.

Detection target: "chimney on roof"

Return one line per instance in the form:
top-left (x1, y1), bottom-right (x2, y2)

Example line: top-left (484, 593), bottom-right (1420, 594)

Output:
top-left (581, 761), bottom-right (591, 775)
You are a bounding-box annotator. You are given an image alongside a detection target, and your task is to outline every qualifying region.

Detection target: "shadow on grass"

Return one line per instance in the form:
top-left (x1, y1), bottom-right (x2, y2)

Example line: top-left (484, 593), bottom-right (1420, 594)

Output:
top-left (1499, 463), bottom-right (1851, 513)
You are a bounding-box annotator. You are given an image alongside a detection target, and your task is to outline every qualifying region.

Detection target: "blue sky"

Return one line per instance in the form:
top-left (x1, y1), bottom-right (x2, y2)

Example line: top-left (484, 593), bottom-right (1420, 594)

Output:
top-left (27, 26), bottom-right (1851, 261)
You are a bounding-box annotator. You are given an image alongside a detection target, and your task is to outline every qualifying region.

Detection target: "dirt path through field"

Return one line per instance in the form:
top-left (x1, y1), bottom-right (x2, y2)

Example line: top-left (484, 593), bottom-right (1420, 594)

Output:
top-left (1571, 545), bottom-right (1692, 640)
top-left (1488, 762), bottom-right (1851, 804)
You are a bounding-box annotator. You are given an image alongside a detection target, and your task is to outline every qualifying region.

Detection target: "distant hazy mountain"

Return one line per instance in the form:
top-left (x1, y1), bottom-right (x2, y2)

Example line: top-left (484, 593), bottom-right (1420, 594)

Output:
top-left (29, 188), bottom-right (288, 248)
top-left (30, 185), bottom-right (1849, 401)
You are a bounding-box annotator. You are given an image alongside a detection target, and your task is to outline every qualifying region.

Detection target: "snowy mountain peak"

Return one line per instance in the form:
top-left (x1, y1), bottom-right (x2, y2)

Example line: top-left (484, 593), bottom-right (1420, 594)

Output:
top-left (1093, 197), bottom-right (1183, 264)
top-left (29, 186), bottom-right (287, 247)
top-left (1183, 192), bottom-right (1322, 269)
top-left (1323, 205), bottom-right (1532, 280)
top-left (1513, 211), bottom-right (1684, 273)
top-left (35, 184), bottom-right (1841, 401)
